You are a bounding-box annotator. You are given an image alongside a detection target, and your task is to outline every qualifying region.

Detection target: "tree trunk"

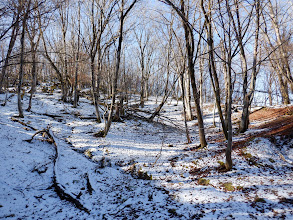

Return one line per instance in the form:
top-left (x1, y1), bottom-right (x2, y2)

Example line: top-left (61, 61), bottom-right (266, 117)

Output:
top-left (267, 0), bottom-right (293, 90)
top-left (59, 2), bottom-right (71, 102)
top-left (225, 64), bottom-right (233, 170)
top-left (278, 74), bottom-right (290, 105)
top-left (239, 0), bottom-right (260, 133)
top-left (181, 73), bottom-right (191, 143)
top-left (223, 0), bottom-right (236, 170)
top-left (73, 3), bottom-right (81, 108)
top-left (27, 45), bottom-right (37, 112)
top-left (140, 71), bottom-right (145, 108)
top-left (104, 0), bottom-right (137, 136)
top-left (0, 13), bottom-right (20, 92)
top-left (144, 77), bottom-right (149, 101)
top-left (183, 71), bottom-right (193, 121)
top-left (18, 1), bottom-right (31, 118)
top-left (201, 0), bottom-right (228, 140)
top-left (91, 57), bottom-right (102, 123)
top-left (181, 0), bottom-right (207, 148)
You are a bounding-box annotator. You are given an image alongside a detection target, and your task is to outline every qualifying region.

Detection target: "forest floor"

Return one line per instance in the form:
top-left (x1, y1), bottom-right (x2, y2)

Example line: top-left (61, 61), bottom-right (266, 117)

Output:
top-left (0, 89), bottom-right (292, 219)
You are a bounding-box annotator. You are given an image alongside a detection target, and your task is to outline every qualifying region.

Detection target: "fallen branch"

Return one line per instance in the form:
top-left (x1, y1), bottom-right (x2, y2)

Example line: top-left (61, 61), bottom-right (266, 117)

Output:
top-left (126, 107), bottom-right (153, 115)
top-left (126, 111), bottom-right (150, 121)
top-left (1, 93), bottom-right (14, 106)
top-left (85, 173), bottom-right (94, 195)
top-left (11, 117), bottom-right (37, 131)
top-left (152, 136), bottom-right (164, 167)
top-left (26, 128), bottom-right (90, 214)
top-left (156, 114), bottom-right (184, 131)
top-left (43, 113), bottom-right (64, 119)
top-left (79, 116), bottom-right (98, 120)
top-left (126, 108), bottom-right (184, 132)
top-left (277, 152), bottom-right (293, 165)
top-left (250, 106), bottom-right (265, 114)
top-left (30, 111), bottom-right (64, 120)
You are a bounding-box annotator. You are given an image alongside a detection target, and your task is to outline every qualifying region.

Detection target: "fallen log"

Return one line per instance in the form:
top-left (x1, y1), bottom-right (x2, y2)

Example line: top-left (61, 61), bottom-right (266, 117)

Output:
top-left (79, 116), bottom-right (99, 120)
top-left (30, 111), bottom-right (64, 121)
top-left (11, 117), bottom-right (37, 131)
top-left (126, 107), bottom-right (184, 131)
top-left (26, 128), bottom-right (90, 214)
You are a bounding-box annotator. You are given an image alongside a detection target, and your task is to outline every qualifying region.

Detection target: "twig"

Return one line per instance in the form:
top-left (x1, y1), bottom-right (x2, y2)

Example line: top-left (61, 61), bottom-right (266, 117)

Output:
top-left (1, 93), bottom-right (14, 106)
top-left (152, 133), bottom-right (165, 167)
top-left (85, 173), bottom-right (94, 195)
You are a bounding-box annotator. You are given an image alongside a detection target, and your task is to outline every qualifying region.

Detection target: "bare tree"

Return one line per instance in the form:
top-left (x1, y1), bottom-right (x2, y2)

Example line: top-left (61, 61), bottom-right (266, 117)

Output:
top-left (39, 1), bottom-right (71, 103)
top-left (58, 0), bottom-right (71, 102)
top-left (148, 21), bottom-right (178, 122)
top-left (239, 0), bottom-right (261, 133)
top-left (0, 3), bottom-right (21, 93)
top-left (160, 0), bottom-right (207, 148)
top-left (201, 0), bottom-right (229, 140)
top-left (73, 0), bottom-right (81, 108)
top-left (260, 0), bottom-right (292, 105)
top-left (85, 0), bottom-right (117, 123)
top-left (134, 28), bottom-right (151, 108)
top-left (18, 0), bottom-right (32, 118)
top-left (26, 0), bottom-right (42, 111)
top-left (104, 0), bottom-right (138, 136)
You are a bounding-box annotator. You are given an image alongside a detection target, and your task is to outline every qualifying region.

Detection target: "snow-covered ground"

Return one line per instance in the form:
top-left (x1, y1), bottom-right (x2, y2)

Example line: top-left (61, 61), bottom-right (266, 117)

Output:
top-left (0, 90), bottom-right (292, 219)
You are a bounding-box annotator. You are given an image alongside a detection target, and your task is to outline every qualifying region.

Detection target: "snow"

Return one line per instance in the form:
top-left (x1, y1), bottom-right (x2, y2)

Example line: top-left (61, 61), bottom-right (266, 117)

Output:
top-left (0, 91), bottom-right (292, 219)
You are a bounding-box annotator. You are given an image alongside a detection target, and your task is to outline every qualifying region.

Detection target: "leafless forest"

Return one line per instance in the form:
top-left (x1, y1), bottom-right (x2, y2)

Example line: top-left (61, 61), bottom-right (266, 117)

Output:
top-left (1, 0), bottom-right (292, 172)
top-left (1, 1), bottom-right (293, 218)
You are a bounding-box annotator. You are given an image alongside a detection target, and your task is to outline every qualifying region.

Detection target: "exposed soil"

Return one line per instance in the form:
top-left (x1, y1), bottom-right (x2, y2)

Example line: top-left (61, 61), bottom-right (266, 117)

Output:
top-left (249, 106), bottom-right (293, 136)
top-left (206, 105), bottom-right (293, 152)
top-left (249, 106), bottom-right (293, 122)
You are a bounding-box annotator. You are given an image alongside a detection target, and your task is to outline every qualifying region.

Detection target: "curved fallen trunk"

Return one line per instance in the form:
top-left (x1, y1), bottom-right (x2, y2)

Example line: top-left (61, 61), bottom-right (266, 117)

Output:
top-left (26, 128), bottom-right (90, 214)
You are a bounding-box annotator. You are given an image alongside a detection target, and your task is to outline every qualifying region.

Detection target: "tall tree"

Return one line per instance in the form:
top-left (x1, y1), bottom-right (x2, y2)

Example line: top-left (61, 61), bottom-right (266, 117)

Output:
top-left (201, 0), bottom-right (228, 140)
top-left (148, 20), bottom-right (177, 122)
top-left (58, 0), bottom-right (71, 102)
top-left (104, 0), bottom-right (138, 136)
top-left (134, 28), bottom-right (151, 108)
top-left (260, 0), bottom-right (292, 105)
top-left (39, 1), bottom-right (71, 103)
top-left (18, 0), bottom-right (32, 118)
top-left (160, 0), bottom-right (207, 148)
top-left (85, 0), bottom-right (117, 123)
top-left (239, 0), bottom-right (261, 133)
top-left (0, 4), bottom-right (21, 93)
top-left (73, 0), bottom-right (81, 108)
top-left (26, 0), bottom-right (42, 111)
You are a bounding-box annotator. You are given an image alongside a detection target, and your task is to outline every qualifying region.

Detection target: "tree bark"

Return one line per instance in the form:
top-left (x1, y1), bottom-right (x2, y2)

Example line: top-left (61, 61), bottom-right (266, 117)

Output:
top-left (73, 2), bottom-right (80, 108)
top-left (183, 71), bottom-right (193, 121)
top-left (159, 0), bottom-right (207, 147)
top-left (0, 12), bottom-right (20, 93)
top-left (239, 0), bottom-right (260, 133)
top-left (181, 0), bottom-right (207, 147)
top-left (90, 56), bottom-right (102, 123)
top-left (27, 44), bottom-right (37, 112)
top-left (104, 0), bottom-right (137, 136)
top-left (201, 0), bottom-right (228, 140)
top-left (181, 73), bottom-right (191, 143)
top-left (18, 0), bottom-right (31, 118)
top-left (267, 0), bottom-right (293, 90)
top-left (59, 2), bottom-right (71, 102)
